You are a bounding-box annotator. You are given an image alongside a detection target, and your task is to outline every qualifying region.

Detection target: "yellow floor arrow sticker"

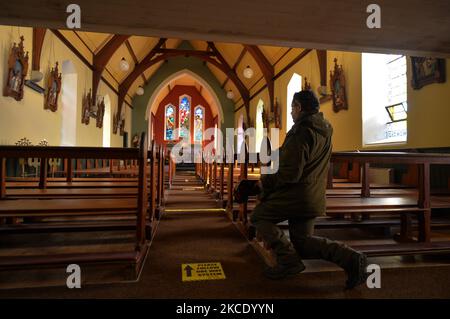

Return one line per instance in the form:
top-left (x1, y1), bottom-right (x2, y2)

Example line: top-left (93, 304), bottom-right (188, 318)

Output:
top-left (181, 262), bottom-right (226, 282)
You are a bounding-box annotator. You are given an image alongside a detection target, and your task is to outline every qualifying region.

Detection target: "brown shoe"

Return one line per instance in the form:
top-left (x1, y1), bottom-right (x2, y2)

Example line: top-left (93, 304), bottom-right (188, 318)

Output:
top-left (345, 253), bottom-right (369, 289)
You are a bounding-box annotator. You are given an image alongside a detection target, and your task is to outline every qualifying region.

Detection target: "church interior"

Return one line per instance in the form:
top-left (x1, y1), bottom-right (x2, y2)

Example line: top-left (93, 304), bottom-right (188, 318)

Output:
top-left (0, 0), bottom-right (450, 299)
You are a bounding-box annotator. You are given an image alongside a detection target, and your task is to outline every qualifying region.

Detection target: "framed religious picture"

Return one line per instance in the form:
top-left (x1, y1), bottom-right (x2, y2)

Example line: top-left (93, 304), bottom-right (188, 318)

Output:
top-left (81, 89), bottom-right (92, 125)
top-left (113, 112), bottom-right (119, 134)
top-left (267, 98), bottom-right (281, 129)
top-left (411, 57), bottom-right (446, 90)
top-left (113, 110), bottom-right (125, 135)
top-left (44, 62), bottom-right (62, 112)
top-left (330, 58), bottom-right (348, 113)
top-left (119, 119), bottom-right (125, 136)
top-left (3, 36), bottom-right (29, 101)
top-left (96, 97), bottom-right (105, 128)
top-left (132, 133), bottom-right (140, 148)
top-left (303, 77), bottom-right (312, 91)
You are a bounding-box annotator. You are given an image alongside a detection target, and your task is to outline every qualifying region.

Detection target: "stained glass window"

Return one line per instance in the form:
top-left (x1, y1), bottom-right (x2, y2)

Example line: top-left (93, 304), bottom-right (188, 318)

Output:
top-left (194, 106), bottom-right (204, 143)
top-left (179, 96), bottom-right (191, 139)
top-left (165, 104), bottom-right (175, 140)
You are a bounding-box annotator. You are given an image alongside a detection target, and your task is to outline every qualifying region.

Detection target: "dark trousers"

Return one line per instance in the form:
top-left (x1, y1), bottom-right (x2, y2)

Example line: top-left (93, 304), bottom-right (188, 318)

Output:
top-left (250, 209), bottom-right (358, 268)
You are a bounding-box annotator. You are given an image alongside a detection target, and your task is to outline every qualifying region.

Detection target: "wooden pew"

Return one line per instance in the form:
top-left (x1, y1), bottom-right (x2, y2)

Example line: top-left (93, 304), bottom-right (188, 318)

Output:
top-left (330, 152), bottom-right (450, 241)
top-left (0, 133), bottom-right (153, 277)
top-left (205, 152), bottom-right (227, 202)
top-left (4, 147), bottom-right (164, 196)
top-left (225, 144), bottom-right (450, 252)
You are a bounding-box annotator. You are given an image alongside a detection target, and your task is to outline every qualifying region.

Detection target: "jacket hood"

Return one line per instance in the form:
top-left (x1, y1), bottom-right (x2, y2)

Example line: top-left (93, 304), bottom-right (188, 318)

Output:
top-left (294, 111), bottom-right (333, 138)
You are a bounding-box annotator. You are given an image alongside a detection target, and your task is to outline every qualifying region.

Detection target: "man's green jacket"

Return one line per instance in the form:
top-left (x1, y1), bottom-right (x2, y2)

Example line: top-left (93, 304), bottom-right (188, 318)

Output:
top-left (259, 111), bottom-right (333, 218)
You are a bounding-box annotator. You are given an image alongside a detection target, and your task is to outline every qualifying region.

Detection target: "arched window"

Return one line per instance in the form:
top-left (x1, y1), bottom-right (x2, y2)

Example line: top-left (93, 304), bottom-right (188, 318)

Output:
top-left (165, 104), bottom-right (176, 141)
top-left (237, 114), bottom-right (244, 154)
top-left (255, 99), bottom-right (264, 152)
top-left (179, 95), bottom-right (191, 139)
top-left (194, 105), bottom-right (204, 143)
top-left (287, 73), bottom-right (302, 131)
top-left (61, 60), bottom-right (77, 146)
top-left (102, 95), bottom-right (111, 147)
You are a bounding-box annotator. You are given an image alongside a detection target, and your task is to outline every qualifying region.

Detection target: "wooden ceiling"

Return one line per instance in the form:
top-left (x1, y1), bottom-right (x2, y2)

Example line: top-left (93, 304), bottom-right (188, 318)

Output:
top-left (150, 73), bottom-right (220, 119)
top-left (53, 30), bottom-right (303, 110)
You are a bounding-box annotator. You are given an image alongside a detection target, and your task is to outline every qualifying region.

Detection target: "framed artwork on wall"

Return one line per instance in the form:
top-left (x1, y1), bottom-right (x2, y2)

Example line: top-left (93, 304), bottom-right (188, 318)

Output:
top-left (113, 112), bottom-right (119, 135)
top-left (81, 89), bottom-right (92, 125)
top-left (411, 57), bottom-right (446, 90)
top-left (3, 36), bottom-right (29, 101)
top-left (330, 58), bottom-right (348, 113)
top-left (113, 110), bottom-right (125, 136)
top-left (44, 62), bottom-right (62, 112)
top-left (96, 97), bottom-right (105, 128)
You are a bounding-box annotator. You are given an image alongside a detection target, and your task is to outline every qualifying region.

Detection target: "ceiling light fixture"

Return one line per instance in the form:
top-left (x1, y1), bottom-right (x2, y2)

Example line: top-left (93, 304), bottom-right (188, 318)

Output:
top-left (226, 90), bottom-right (235, 100)
top-left (136, 86), bottom-right (145, 96)
top-left (119, 57), bottom-right (130, 72)
top-left (243, 65), bottom-right (254, 79)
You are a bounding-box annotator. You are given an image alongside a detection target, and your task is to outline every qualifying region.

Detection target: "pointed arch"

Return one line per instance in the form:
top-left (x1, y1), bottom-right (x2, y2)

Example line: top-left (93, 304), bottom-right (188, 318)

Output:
top-left (145, 69), bottom-right (224, 123)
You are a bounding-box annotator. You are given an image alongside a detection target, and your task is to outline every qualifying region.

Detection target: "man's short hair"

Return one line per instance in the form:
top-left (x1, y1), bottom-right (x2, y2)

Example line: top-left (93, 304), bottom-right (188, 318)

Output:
top-left (293, 90), bottom-right (320, 112)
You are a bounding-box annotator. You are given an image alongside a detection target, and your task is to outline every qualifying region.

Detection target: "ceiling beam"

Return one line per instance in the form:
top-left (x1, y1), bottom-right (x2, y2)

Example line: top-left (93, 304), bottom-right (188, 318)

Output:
top-left (95, 34), bottom-right (115, 55)
top-left (221, 47), bottom-right (247, 89)
top-left (273, 48), bottom-right (292, 66)
top-left (207, 42), bottom-right (251, 125)
top-left (125, 39), bottom-right (147, 84)
top-left (235, 49), bottom-right (312, 112)
top-left (154, 48), bottom-right (216, 56)
top-left (316, 50), bottom-right (327, 87)
top-left (49, 30), bottom-right (133, 110)
top-left (245, 45), bottom-right (275, 111)
top-left (32, 28), bottom-right (46, 71)
top-left (276, 49), bottom-right (313, 82)
top-left (92, 34), bottom-right (130, 102)
top-left (118, 40), bottom-right (251, 125)
top-left (118, 38), bottom-right (167, 118)
top-left (104, 67), bottom-right (120, 85)
top-left (73, 31), bottom-right (94, 54)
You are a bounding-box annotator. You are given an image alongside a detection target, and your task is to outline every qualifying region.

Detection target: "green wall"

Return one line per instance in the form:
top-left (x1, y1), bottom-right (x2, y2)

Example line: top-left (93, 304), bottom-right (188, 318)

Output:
top-left (131, 41), bottom-right (235, 139)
